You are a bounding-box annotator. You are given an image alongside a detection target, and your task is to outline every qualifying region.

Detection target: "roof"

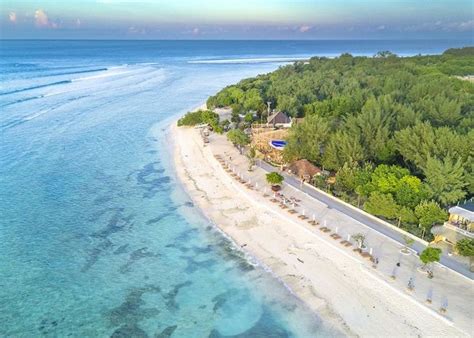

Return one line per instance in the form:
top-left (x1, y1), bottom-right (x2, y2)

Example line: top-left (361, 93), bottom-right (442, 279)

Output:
top-left (288, 159), bottom-right (321, 178)
top-left (449, 202), bottom-right (474, 222)
top-left (458, 201), bottom-right (474, 212)
top-left (267, 111), bottom-right (290, 124)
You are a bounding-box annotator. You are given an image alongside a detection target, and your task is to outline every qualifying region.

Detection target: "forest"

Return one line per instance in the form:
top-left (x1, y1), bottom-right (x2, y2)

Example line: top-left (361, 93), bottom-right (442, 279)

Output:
top-left (206, 47), bottom-right (474, 238)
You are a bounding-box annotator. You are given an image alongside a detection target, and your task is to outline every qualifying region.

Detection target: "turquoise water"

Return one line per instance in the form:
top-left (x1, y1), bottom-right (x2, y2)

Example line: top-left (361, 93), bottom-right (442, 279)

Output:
top-left (0, 40), bottom-right (470, 337)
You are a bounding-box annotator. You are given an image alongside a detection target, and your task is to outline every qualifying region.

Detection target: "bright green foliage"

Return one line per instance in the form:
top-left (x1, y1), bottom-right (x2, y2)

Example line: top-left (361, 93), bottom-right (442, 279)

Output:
top-left (364, 165), bottom-right (410, 195)
top-left (399, 207), bottom-right (418, 224)
top-left (364, 192), bottom-right (400, 220)
top-left (422, 156), bottom-right (467, 206)
top-left (420, 247), bottom-right (442, 266)
top-left (266, 172), bottom-right (284, 186)
top-left (415, 201), bottom-right (448, 230)
top-left (226, 129), bottom-right (250, 152)
top-left (455, 239), bottom-right (474, 257)
top-left (244, 112), bottom-right (254, 123)
top-left (177, 110), bottom-right (222, 133)
top-left (395, 175), bottom-right (429, 208)
top-left (335, 162), bottom-right (373, 194)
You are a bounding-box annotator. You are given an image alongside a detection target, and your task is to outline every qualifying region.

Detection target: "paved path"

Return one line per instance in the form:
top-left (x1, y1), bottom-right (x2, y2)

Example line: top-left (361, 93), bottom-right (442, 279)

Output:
top-left (210, 134), bottom-right (473, 333)
top-left (257, 160), bottom-right (474, 280)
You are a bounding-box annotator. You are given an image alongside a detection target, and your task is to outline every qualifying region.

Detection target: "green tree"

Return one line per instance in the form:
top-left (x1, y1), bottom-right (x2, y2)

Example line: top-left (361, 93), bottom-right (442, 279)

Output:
top-left (284, 115), bottom-right (329, 163)
top-left (399, 207), bottom-right (418, 224)
top-left (322, 131), bottom-right (365, 170)
top-left (419, 247), bottom-right (442, 270)
top-left (455, 238), bottom-right (474, 272)
top-left (226, 129), bottom-right (250, 154)
top-left (422, 156), bottom-right (467, 206)
top-left (246, 146), bottom-right (257, 171)
top-left (402, 235), bottom-right (415, 254)
top-left (414, 201), bottom-right (448, 231)
top-left (364, 192), bottom-right (400, 220)
top-left (266, 172), bottom-right (284, 186)
top-left (394, 175), bottom-right (429, 208)
top-left (244, 112), bottom-right (254, 124)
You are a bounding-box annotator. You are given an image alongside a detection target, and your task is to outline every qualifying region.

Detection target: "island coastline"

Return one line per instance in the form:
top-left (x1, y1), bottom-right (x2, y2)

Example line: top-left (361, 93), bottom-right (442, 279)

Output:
top-left (164, 104), bottom-right (469, 337)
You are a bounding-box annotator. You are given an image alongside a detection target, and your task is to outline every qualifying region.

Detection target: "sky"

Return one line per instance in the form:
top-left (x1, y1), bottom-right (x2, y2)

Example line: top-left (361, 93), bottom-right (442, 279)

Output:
top-left (1, 0), bottom-right (473, 40)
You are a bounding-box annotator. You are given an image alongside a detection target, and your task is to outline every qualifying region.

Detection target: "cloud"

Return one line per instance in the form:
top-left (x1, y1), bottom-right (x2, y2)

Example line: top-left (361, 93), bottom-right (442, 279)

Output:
top-left (377, 25), bottom-right (386, 31)
top-left (34, 9), bottom-right (58, 28)
top-left (192, 27), bottom-right (200, 35)
top-left (299, 25), bottom-right (312, 33)
top-left (128, 26), bottom-right (146, 35)
top-left (75, 19), bottom-right (81, 27)
top-left (9, 12), bottom-right (17, 23)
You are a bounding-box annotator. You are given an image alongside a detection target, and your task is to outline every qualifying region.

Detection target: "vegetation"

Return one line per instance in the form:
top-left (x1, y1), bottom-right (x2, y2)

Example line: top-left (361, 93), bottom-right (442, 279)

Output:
top-left (402, 235), bottom-right (415, 254)
top-left (352, 233), bottom-right (366, 249)
top-left (419, 247), bottom-right (442, 269)
top-left (226, 129), bottom-right (250, 154)
top-left (455, 238), bottom-right (474, 272)
top-left (208, 47), bottom-right (473, 239)
top-left (177, 110), bottom-right (223, 133)
top-left (246, 146), bottom-right (257, 171)
top-left (266, 172), bottom-right (284, 186)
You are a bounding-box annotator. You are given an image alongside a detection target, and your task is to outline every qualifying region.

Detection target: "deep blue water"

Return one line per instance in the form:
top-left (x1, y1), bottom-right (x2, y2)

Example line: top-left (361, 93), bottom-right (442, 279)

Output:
top-left (0, 40), bottom-right (471, 337)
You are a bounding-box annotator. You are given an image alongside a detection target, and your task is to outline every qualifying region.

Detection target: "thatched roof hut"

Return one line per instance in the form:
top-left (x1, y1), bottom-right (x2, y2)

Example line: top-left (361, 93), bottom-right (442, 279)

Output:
top-left (288, 159), bottom-right (322, 180)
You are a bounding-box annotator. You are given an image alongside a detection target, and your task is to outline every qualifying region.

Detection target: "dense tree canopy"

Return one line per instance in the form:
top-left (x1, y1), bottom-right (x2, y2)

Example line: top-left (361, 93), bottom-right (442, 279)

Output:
top-left (208, 47), bottom-right (473, 239)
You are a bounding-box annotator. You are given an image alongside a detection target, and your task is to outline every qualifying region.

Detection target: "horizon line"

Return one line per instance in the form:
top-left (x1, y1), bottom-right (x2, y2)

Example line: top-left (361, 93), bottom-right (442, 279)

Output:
top-left (1, 38), bottom-right (473, 42)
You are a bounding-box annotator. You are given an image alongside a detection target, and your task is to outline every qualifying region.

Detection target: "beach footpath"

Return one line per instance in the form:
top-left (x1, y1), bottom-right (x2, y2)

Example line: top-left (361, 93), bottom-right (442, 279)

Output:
top-left (168, 119), bottom-right (473, 338)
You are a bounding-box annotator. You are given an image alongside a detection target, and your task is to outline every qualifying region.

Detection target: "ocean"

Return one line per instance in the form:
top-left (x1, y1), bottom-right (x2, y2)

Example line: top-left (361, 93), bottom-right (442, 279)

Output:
top-left (0, 39), bottom-right (470, 337)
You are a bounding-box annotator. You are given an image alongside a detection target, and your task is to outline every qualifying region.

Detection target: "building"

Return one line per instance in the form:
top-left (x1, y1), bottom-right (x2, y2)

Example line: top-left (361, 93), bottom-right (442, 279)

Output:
top-left (431, 200), bottom-right (474, 251)
top-left (266, 111), bottom-right (291, 127)
top-left (287, 159), bottom-right (322, 182)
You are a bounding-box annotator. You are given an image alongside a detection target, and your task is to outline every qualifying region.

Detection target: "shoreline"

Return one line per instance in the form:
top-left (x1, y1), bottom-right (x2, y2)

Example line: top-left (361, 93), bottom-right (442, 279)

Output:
top-left (165, 108), bottom-right (470, 337)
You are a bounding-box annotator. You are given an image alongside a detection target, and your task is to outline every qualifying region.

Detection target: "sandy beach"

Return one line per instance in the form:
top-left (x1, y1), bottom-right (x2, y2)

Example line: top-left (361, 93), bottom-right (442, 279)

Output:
top-left (167, 111), bottom-right (470, 337)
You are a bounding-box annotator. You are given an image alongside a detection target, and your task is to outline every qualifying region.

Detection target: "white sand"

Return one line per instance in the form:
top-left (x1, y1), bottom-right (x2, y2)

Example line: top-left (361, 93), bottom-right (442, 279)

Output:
top-left (168, 122), bottom-right (469, 337)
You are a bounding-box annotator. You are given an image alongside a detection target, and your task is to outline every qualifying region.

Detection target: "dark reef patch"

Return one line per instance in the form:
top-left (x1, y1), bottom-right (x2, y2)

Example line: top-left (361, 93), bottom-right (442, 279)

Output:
top-left (110, 324), bottom-right (148, 338)
top-left (81, 238), bottom-right (113, 272)
top-left (106, 285), bottom-right (161, 334)
top-left (181, 256), bottom-right (218, 274)
top-left (119, 247), bottom-right (160, 274)
top-left (114, 244), bottom-right (130, 255)
top-left (155, 325), bottom-right (178, 338)
top-left (162, 281), bottom-right (192, 311)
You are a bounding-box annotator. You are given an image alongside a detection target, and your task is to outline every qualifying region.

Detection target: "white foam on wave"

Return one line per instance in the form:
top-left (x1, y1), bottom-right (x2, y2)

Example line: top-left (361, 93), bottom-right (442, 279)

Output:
top-left (72, 70), bottom-right (133, 82)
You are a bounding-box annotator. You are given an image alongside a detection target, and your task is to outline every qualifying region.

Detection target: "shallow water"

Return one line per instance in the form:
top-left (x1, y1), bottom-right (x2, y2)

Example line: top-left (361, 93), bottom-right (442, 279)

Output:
top-left (0, 40), bottom-right (470, 337)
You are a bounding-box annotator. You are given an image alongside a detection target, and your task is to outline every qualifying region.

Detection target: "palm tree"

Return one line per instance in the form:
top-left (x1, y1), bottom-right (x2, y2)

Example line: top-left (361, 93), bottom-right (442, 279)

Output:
top-left (247, 146), bottom-right (257, 171)
top-left (401, 235), bottom-right (415, 254)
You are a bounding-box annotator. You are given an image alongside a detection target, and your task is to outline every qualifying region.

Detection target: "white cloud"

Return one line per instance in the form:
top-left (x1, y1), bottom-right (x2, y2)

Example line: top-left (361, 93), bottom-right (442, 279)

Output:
top-left (34, 9), bottom-right (59, 28)
top-left (9, 11), bottom-right (17, 23)
top-left (192, 27), bottom-right (200, 35)
top-left (76, 19), bottom-right (81, 27)
top-left (299, 25), bottom-right (312, 33)
top-left (377, 25), bottom-right (386, 31)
